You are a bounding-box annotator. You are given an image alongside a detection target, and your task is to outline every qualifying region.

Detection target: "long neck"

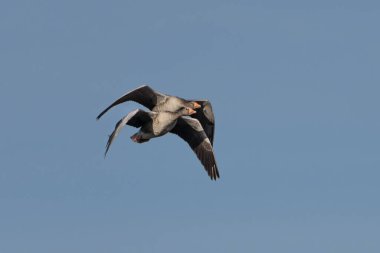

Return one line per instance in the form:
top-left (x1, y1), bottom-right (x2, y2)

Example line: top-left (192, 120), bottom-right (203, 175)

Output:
top-left (171, 110), bottom-right (186, 119)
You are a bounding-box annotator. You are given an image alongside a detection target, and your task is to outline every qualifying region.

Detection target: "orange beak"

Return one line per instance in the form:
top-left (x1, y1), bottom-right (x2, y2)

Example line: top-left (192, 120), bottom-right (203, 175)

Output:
top-left (188, 108), bottom-right (197, 115)
top-left (193, 102), bottom-right (201, 109)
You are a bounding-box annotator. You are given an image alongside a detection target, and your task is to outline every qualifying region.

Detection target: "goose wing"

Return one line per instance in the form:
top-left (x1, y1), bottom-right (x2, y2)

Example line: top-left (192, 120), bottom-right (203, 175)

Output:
top-left (105, 109), bottom-right (153, 156)
top-left (191, 100), bottom-right (215, 145)
top-left (170, 117), bottom-right (219, 180)
top-left (97, 85), bottom-right (166, 120)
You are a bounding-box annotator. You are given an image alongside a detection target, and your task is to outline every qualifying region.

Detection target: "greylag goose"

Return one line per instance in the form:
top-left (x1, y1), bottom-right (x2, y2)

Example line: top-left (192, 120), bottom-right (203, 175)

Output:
top-left (170, 117), bottom-right (219, 180)
top-left (96, 85), bottom-right (216, 145)
top-left (105, 107), bottom-right (196, 156)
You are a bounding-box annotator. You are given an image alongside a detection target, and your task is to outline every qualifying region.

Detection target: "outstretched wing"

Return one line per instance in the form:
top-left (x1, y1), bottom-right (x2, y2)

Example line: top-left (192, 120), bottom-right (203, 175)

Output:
top-left (97, 85), bottom-right (166, 120)
top-left (190, 100), bottom-right (215, 145)
top-left (171, 117), bottom-right (219, 180)
top-left (105, 109), bottom-right (152, 156)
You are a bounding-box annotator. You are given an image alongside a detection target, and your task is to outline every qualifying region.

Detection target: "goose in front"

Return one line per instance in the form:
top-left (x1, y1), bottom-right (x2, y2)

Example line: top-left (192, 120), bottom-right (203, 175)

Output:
top-left (104, 106), bottom-right (220, 180)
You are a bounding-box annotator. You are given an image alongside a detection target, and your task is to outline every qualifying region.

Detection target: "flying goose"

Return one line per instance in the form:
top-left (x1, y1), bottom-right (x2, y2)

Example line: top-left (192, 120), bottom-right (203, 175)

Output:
top-left (104, 107), bottom-right (219, 180)
top-left (96, 85), bottom-right (216, 145)
top-left (105, 107), bottom-right (196, 156)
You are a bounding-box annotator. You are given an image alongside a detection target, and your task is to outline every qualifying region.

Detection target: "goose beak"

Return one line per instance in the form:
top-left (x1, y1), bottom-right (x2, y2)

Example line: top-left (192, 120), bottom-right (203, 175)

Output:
top-left (193, 102), bottom-right (201, 109)
top-left (189, 108), bottom-right (197, 115)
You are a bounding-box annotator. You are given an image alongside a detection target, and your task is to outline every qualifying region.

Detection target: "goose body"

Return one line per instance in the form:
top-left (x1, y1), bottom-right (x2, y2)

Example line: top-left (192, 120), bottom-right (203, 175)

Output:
top-left (138, 110), bottom-right (183, 139)
top-left (105, 107), bottom-right (196, 155)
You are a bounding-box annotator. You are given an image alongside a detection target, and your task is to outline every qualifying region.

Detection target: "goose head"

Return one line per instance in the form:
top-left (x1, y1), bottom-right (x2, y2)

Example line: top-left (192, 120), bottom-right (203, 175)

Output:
top-left (182, 100), bottom-right (201, 110)
top-left (177, 106), bottom-right (197, 116)
top-left (190, 101), bottom-right (201, 109)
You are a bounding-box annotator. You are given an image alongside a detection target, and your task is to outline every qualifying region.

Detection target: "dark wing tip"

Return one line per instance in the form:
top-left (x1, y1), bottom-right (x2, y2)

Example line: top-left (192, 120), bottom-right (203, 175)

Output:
top-left (96, 108), bottom-right (109, 120)
top-left (209, 164), bottom-right (220, 181)
top-left (104, 134), bottom-right (113, 157)
top-left (194, 142), bottom-right (220, 181)
top-left (212, 165), bottom-right (220, 180)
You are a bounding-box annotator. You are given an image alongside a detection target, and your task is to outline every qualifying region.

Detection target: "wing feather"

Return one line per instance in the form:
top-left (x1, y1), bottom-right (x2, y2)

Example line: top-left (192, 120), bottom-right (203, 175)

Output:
top-left (104, 109), bottom-right (152, 156)
top-left (171, 117), bottom-right (219, 180)
top-left (191, 100), bottom-right (215, 145)
top-left (97, 85), bottom-right (165, 120)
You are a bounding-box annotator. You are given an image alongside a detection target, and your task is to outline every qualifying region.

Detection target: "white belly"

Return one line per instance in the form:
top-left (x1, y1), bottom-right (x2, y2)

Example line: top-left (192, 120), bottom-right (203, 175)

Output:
top-left (152, 113), bottom-right (177, 136)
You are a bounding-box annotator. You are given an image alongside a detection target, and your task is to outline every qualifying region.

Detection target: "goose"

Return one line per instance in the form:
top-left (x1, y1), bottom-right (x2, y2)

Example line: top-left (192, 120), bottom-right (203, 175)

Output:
top-left (104, 107), bottom-right (219, 180)
top-left (105, 107), bottom-right (196, 155)
top-left (96, 85), bottom-right (216, 145)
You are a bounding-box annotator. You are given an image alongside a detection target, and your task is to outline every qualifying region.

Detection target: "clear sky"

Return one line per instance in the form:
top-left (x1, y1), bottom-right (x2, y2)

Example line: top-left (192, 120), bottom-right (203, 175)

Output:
top-left (1, 0), bottom-right (379, 252)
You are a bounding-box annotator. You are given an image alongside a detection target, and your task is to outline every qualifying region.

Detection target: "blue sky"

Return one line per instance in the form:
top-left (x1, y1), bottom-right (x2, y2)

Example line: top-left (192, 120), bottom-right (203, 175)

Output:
top-left (1, 0), bottom-right (379, 252)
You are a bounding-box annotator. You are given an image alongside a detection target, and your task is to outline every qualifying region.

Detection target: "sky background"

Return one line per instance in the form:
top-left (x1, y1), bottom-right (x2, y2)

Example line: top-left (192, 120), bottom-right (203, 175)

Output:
top-left (1, 0), bottom-right (380, 252)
